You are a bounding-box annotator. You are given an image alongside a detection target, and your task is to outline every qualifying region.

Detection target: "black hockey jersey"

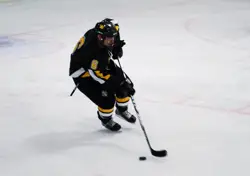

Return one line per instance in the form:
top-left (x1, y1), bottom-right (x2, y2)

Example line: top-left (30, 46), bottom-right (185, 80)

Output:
top-left (69, 28), bottom-right (124, 88)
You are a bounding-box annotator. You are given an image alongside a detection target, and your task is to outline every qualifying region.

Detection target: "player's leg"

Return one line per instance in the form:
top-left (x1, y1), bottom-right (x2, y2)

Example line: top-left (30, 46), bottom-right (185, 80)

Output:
top-left (113, 68), bottom-right (136, 123)
top-left (73, 77), bottom-right (121, 131)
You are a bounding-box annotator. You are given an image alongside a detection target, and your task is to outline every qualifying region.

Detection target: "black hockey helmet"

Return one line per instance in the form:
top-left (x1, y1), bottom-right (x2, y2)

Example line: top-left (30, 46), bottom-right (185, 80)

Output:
top-left (95, 18), bottom-right (119, 38)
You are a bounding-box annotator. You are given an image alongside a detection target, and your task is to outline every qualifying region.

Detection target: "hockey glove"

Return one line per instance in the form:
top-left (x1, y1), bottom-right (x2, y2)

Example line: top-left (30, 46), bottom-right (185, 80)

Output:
top-left (112, 40), bottom-right (126, 59)
top-left (119, 79), bottom-right (135, 96)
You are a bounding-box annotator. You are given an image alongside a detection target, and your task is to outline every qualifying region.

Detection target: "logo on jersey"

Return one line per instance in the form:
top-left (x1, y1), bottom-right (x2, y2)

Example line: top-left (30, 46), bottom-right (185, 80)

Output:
top-left (91, 60), bottom-right (98, 70)
top-left (108, 50), bottom-right (113, 58)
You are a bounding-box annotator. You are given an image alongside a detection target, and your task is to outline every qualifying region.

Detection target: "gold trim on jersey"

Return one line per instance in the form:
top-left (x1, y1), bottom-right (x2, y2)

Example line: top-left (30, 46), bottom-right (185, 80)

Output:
top-left (81, 72), bottom-right (90, 78)
top-left (80, 70), bottom-right (110, 81)
top-left (94, 71), bottom-right (111, 80)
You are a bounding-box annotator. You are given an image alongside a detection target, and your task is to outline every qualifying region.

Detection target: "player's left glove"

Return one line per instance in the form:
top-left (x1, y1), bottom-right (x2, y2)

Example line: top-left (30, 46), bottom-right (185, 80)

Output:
top-left (119, 78), bottom-right (135, 96)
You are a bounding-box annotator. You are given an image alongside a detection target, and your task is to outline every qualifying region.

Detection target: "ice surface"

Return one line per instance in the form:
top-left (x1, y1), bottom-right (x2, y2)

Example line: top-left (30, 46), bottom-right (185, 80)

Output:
top-left (1, 0), bottom-right (250, 176)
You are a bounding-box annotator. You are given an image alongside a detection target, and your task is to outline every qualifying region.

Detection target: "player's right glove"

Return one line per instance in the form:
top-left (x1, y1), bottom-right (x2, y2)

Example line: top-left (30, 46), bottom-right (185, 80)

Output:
top-left (112, 40), bottom-right (126, 59)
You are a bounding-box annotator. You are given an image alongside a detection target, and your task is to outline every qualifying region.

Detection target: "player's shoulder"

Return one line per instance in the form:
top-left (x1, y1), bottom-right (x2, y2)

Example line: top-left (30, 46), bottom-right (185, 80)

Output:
top-left (83, 28), bottom-right (97, 43)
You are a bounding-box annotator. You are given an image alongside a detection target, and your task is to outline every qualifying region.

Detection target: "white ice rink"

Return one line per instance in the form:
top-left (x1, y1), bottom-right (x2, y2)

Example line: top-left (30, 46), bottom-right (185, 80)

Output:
top-left (1, 0), bottom-right (250, 175)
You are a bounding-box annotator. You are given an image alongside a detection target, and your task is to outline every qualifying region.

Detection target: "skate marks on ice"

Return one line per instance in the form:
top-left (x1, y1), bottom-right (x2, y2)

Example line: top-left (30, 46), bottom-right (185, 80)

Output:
top-left (171, 96), bottom-right (250, 116)
top-left (0, 30), bottom-right (66, 60)
top-left (25, 125), bottom-right (165, 163)
top-left (0, 36), bottom-right (17, 47)
top-left (143, 95), bottom-right (250, 116)
top-left (1, 16), bottom-right (91, 60)
top-left (184, 9), bottom-right (250, 51)
top-left (25, 127), bottom-right (140, 155)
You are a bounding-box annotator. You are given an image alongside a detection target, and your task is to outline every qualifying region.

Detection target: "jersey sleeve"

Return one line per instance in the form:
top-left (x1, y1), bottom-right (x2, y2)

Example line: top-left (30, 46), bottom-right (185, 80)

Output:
top-left (70, 30), bottom-right (98, 77)
top-left (71, 34), bottom-right (93, 69)
top-left (87, 56), bottom-right (125, 91)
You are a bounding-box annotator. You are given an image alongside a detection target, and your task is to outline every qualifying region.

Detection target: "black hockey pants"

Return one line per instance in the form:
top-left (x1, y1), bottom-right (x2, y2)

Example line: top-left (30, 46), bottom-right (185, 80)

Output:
top-left (73, 74), bottom-right (130, 117)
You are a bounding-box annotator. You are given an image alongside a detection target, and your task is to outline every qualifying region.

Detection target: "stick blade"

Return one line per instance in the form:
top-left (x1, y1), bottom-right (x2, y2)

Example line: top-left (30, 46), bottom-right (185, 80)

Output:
top-left (151, 149), bottom-right (167, 157)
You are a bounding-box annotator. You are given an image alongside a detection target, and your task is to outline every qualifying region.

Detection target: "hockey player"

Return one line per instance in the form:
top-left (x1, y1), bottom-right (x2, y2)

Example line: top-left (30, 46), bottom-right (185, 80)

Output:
top-left (69, 18), bottom-right (136, 131)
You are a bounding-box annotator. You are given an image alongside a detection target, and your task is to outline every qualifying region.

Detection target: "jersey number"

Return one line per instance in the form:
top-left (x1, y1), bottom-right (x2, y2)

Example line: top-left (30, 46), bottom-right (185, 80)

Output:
top-left (72, 36), bottom-right (85, 53)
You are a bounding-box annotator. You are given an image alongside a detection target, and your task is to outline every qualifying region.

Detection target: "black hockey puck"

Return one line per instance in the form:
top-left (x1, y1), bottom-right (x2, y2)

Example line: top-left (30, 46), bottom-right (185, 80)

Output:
top-left (139, 156), bottom-right (147, 161)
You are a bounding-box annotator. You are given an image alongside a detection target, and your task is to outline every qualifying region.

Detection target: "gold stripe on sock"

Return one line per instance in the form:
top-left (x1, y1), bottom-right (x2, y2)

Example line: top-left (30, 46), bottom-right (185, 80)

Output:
top-left (116, 97), bottom-right (130, 103)
top-left (98, 107), bottom-right (114, 113)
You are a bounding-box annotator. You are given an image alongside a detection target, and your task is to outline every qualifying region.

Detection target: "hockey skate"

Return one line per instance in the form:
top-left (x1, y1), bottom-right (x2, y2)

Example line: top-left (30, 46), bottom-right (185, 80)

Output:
top-left (97, 111), bottom-right (121, 131)
top-left (115, 109), bottom-right (136, 123)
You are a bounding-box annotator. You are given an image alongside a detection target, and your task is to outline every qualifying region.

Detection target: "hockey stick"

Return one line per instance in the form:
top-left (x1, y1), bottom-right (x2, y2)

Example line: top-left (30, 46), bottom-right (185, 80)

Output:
top-left (116, 59), bottom-right (167, 157)
top-left (130, 95), bottom-right (167, 157)
top-left (70, 83), bottom-right (79, 96)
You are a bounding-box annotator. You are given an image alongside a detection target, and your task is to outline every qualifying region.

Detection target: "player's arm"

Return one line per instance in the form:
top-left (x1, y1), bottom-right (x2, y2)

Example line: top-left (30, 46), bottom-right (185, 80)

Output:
top-left (70, 31), bottom-right (96, 77)
top-left (112, 26), bottom-right (126, 59)
top-left (88, 59), bottom-right (125, 91)
top-left (71, 34), bottom-right (92, 64)
top-left (87, 58), bottom-right (111, 84)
